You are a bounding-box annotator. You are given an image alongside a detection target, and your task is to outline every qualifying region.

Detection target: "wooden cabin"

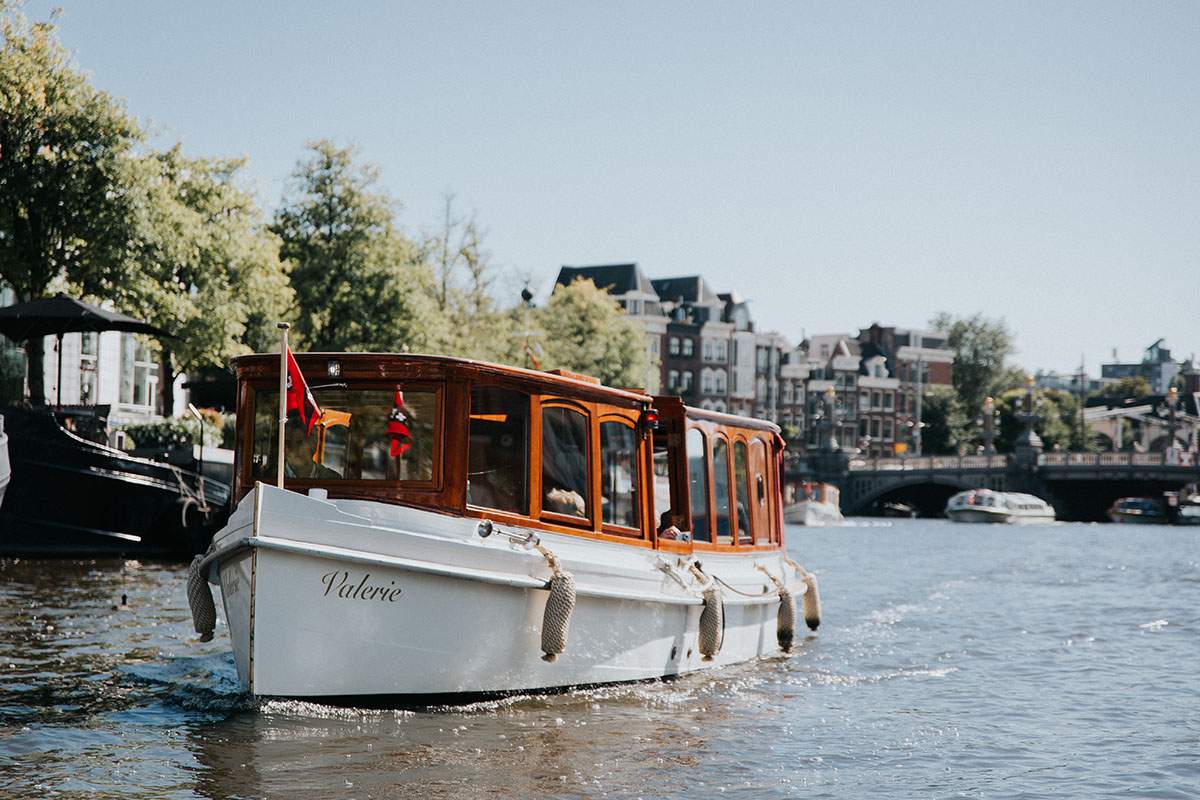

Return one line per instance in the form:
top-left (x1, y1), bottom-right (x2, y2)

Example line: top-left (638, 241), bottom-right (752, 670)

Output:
top-left (232, 353), bottom-right (786, 553)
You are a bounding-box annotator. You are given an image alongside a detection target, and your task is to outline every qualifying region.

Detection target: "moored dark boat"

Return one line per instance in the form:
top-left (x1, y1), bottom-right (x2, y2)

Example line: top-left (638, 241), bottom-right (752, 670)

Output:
top-left (0, 406), bottom-right (229, 558)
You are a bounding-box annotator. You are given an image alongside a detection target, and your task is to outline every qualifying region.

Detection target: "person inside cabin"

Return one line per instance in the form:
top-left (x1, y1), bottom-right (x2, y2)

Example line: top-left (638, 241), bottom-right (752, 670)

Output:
top-left (657, 509), bottom-right (687, 541)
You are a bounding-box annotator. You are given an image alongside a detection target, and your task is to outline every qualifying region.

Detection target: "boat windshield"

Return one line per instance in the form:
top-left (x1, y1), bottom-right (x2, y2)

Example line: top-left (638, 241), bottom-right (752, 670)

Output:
top-left (250, 386), bottom-right (439, 483)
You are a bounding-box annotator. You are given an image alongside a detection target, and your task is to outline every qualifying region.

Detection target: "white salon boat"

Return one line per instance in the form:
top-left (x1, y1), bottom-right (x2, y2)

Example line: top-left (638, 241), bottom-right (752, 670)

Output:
top-left (189, 353), bottom-right (820, 704)
top-left (944, 489), bottom-right (1056, 524)
top-left (784, 482), bottom-right (843, 526)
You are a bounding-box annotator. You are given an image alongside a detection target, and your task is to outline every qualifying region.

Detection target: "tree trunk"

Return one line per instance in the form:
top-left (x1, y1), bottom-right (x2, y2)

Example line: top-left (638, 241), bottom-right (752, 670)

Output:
top-left (25, 335), bottom-right (46, 405)
top-left (158, 347), bottom-right (175, 417)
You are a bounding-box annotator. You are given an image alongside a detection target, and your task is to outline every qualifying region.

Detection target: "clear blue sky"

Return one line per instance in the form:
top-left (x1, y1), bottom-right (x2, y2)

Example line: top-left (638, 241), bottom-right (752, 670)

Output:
top-left (29, 1), bottom-right (1200, 373)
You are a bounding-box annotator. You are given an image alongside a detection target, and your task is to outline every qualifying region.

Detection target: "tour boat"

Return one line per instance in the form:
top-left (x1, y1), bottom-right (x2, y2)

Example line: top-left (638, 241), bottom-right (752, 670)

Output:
top-left (944, 489), bottom-right (1056, 524)
top-left (1107, 497), bottom-right (1167, 525)
top-left (188, 353), bottom-right (820, 703)
top-left (783, 482), bottom-right (843, 526)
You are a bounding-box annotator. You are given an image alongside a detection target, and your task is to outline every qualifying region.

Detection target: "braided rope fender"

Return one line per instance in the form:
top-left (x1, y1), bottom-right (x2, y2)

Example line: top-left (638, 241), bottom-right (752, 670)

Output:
top-left (777, 587), bottom-right (797, 652)
top-left (756, 564), bottom-right (797, 652)
top-left (540, 571), bottom-right (576, 662)
top-left (801, 571), bottom-right (821, 631)
top-left (699, 584), bottom-right (725, 661)
top-left (186, 555), bottom-right (216, 642)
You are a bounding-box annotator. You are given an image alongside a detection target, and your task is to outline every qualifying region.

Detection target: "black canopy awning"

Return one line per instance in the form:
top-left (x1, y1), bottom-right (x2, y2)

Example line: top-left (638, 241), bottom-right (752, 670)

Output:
top-left (0, 294), bottom-right (170, 342)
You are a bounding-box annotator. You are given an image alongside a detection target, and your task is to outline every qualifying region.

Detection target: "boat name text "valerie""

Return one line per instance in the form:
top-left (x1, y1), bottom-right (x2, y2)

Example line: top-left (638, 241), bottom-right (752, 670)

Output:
top-left (320, 571), bottom-right (404, 602)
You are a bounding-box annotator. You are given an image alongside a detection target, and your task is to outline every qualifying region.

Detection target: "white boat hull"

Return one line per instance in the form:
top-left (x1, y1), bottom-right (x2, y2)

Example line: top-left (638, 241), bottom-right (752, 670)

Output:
top-left (945, 508), bottom-right (1054, 524)
top-left (206, 484), bottom-right (807, 700)
top-left (783, 501), bottom-right (842, 527)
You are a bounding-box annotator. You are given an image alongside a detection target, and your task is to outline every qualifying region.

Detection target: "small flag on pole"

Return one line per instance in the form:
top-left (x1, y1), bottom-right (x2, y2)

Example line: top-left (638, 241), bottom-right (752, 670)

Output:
top-left (285, 347), bottom-right (322, 436)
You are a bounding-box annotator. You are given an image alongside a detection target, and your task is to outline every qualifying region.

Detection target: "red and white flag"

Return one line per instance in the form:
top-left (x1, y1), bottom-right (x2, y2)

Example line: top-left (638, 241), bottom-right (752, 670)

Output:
top-left (285, 347), bottom-right (322, 436)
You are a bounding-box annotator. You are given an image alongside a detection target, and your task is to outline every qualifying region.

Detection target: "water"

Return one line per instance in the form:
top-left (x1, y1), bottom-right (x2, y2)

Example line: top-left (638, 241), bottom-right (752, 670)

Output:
top-left (2, 520), bottom-right (1198, 799)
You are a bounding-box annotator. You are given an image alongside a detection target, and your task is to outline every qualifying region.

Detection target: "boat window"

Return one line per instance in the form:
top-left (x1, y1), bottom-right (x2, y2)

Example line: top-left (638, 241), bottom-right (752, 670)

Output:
top-left (467, 386), bottom-right (529, 514)
top-left (250, 386), bottom-right (438, 482)
top-left (600, 421), bottom-right (639, 530)
top-left (686, 428), bottom-right (711, 542)
top-left (653, 435), bottom-right (677, 536)
top-left (541, 406), bottom-right (590, 521)
top-left (712, 437), bottom-right (733, 544)
top-left (733, 440), bottom-right (752, 544)
top-left (751, 439), bottom-right (772, 543)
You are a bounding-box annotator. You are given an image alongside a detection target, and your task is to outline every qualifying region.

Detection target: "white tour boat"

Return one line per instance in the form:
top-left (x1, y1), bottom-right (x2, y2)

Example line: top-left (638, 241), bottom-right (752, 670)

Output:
top-left (783, 482), bottom-right (843, 526)
top-left (944, 488), bottom-right (1056, 523)
top-left (187, 352), bottom-right (820, 704)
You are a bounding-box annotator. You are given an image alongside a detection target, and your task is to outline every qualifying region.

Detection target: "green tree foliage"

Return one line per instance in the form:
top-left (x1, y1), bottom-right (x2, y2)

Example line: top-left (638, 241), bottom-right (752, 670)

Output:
top-left (0, 4), bottom-right (142, 401)
top-left (272, 140), bottom-right (443, 353)
top-left (116, 146), bottom-right (293, 412)
top-left (931, 312), bottom-right (1017, 415)
top-left (536, 278), bottom-right (653, 388)
top-left (1098, 375), bottom-right (1151, 399)
top-left (919, 384), bottom-right (970, 454)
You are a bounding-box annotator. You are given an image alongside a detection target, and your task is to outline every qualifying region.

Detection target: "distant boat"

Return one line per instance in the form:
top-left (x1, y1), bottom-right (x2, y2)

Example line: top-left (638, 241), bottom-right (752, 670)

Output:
top-left (945, 489), bottom-right (1055, 523)
top-left (1176, 499), bottom-right (1200, 526)
top-left (784, 482), bottom-right (843, 526)
top-left (882, 501), bottom-right (916, 518)
top-left (1107, 497), bottom-right (1167, 525)
top-left (0, 406), bottom-right (229, 558)
top-left (0, 413), bottom-right (10, 509)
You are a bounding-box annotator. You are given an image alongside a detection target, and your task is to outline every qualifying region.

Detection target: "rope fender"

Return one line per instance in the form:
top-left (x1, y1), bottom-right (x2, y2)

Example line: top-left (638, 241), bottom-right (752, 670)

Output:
top-left (756, 565), bottom-right (797, 652)
top-left (535, 543), bottom-right (576, 662)
top-left (690, 564), bottom-right (724, 661)
top-left (784, 556), bottom-right (821, 631)
top-left (186, 554), bottom-right (216, 642)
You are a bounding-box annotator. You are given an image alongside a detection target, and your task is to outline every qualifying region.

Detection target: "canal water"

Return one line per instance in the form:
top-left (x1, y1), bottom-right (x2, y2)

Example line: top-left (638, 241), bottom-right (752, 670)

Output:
top-left (1, 519), bottom-right (1197, 799)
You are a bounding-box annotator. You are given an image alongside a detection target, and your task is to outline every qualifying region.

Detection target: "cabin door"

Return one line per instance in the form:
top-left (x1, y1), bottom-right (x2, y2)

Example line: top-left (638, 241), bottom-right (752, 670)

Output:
top-left (748, 438), bottom-right (774, 544)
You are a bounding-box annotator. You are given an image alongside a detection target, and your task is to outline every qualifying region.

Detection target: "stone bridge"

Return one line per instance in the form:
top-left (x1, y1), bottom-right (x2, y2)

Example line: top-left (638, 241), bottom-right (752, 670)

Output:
top-left (790, 451), bottom-right (1200, 521)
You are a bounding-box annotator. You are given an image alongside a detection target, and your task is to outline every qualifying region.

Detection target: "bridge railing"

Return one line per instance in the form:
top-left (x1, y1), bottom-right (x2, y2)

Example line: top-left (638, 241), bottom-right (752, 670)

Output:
top-left (847, 455), bottom-right (1010, 472)
top-left (1038, 451), bottom-right (1196, 467)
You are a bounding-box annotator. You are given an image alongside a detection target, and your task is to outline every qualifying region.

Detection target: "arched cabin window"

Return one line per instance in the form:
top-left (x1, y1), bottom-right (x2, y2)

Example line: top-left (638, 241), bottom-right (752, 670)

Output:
top-left (599, 419), bottom-right (639, 532)
top-left (733, 439), bottom-right (752, 544)
top-left (686, 428), bottom-right (711, 543)
top-left (540, 404), bottom-right (591, 524)
top-left (711, 436), bottom-right (733, 544)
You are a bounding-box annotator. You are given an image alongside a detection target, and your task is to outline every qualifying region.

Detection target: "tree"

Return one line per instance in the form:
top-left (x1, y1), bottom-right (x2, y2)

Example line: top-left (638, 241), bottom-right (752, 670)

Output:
top-left (919, 385), bottom-right (970, 454)
top-left (0, 4), bottom-right (142, 401)
top-left (931, 312), bottom-right (1016, 415)
top-left (423, 193), bottom-right (514, 362)
top-left (272, 140), bottom-right (444, 353)
top-left (1099, 375), bottom-right (1151, 399)
top-left (536, 277), bottom-right (653, 388)
top-left (116, 147), bottom-right (293, 412)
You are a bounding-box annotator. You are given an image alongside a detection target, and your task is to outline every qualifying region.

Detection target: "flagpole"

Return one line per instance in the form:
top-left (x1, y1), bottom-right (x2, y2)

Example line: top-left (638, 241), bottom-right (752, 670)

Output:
top-left (277, 323), bottom-right (289, 489)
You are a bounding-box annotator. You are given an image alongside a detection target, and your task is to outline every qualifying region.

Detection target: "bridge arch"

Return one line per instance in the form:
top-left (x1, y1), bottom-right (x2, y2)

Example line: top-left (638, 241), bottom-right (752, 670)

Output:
top-left (846, 475), bottom-right (977, 517)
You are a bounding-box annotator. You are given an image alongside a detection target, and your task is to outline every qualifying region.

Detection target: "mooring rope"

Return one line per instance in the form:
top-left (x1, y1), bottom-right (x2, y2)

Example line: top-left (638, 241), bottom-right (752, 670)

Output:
top-left (169, 464), bottom-right (211, 528)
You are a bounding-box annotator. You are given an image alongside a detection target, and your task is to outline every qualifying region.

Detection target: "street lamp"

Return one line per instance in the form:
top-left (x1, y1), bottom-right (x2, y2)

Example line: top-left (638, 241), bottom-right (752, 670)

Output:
top-left (976, 396), bottom-right (998, 455)
top-left (1160, 386), bottom-right (1180, 454)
